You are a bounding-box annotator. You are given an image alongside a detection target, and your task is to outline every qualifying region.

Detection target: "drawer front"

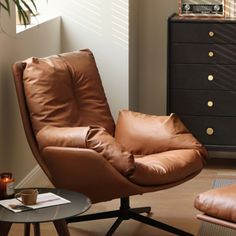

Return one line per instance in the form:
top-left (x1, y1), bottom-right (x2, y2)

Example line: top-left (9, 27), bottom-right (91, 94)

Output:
top-left (171, 23), bottom-right (236, 43)
top-left (170, 90), bottom-right (236, 116)
top-left (171, 44), bottom-right (236, 64)
top-left (180, 116), bottom-right (236, 146)
top-left (170, 64), bottom-right (236, 90)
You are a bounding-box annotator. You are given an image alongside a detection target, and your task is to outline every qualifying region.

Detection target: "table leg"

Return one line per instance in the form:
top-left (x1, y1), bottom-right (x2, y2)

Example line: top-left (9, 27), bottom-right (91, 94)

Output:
top-left (0, 222), bottom-right (12, 236)
top-left (24, 223), bottom-right (30, 236)
top-left (53, 219), bottom-right (70, 236)
top-left (33, 223), bottom-right (41, 236)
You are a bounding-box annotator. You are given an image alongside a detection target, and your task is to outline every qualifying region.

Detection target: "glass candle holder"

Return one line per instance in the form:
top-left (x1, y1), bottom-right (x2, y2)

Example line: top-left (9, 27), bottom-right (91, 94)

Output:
top-left (0, 173), bottom-right (15, 199)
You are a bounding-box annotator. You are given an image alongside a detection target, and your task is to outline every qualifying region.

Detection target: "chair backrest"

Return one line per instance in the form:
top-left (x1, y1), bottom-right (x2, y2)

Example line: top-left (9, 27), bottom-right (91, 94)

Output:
top-left (12, 61), bottom-right (52, 180)
top-left (12, 49), bottom-right (115, 181)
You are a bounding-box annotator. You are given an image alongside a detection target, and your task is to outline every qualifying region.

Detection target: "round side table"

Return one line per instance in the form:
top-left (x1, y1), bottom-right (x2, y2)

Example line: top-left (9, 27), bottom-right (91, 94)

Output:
top-left (0, 188), bottom-right (91, 236)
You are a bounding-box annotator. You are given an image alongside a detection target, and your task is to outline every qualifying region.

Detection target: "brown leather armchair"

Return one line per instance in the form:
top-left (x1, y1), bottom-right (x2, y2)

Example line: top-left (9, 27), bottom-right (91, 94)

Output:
top-left (12, 49), bottom-right (208, 236)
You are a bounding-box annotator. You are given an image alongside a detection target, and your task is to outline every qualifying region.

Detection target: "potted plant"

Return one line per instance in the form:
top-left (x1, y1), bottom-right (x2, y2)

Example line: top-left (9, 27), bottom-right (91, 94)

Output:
top-left (0, 0), bottom-right (37, 26)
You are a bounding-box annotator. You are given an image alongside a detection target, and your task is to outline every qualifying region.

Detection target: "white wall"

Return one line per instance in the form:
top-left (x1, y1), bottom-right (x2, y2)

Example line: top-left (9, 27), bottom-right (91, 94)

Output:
top-left (52, 0), bottom-right (177, 116)
top-left (0, 9), bottom-right (14, 180)
top-left (0, 7), bottom-right (61, 183)
top-left (129, 0), bottom-right (139, 111)
top-left (139, 0), bottom-right (178, 115)
top-left (50, 0), bottom-right (180, 118)
top-left (50, 0), bottom-right (131, 119)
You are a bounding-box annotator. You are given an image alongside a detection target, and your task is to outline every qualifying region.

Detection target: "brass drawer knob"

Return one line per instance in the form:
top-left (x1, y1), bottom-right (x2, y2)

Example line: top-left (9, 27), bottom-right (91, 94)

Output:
top-left (209, 31), bottom-right (215, 37)
top-left (208, 51), bottom-right (214, 57)
top-left (206, 128), bottom-right (214, 135)
top-left (207, 101), bottom-right (214, 107)
top-left (208, 75), bottom-right (214, 81)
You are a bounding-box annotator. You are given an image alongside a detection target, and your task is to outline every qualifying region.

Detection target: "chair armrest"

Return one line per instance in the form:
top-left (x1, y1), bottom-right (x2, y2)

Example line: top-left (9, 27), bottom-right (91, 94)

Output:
top-left (41, 146), bottom-right (139, 203)
top-left (86, 126), bottom-right (135, 176)
top-left (37, 126), bottom-right (135, 177)
top-left (36, 126), bottom-right (90, 149)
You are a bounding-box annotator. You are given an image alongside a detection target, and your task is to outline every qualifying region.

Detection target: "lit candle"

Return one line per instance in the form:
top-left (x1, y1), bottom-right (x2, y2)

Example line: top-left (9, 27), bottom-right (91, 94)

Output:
top-left (0, 173), bottom-right (15, 199)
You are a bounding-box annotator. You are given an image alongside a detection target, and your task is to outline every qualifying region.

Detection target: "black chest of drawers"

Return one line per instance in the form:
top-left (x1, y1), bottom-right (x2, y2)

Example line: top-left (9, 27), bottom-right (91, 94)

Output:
top-left (167, 13), bottom-right (236, 151)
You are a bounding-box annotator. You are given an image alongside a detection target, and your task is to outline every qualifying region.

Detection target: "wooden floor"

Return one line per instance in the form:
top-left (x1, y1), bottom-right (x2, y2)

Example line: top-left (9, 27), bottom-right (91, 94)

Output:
top-left (8, 158), bottom-right (236, 236)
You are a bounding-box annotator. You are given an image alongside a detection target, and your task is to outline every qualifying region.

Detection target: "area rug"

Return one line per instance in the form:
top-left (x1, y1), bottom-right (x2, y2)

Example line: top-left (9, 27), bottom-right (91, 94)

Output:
top-left (197, 179), bottom-right (236, 236)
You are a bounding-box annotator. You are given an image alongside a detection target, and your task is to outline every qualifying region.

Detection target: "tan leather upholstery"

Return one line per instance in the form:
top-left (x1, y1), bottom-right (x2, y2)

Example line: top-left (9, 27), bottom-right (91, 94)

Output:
top-left (12, 49), bottom-right (207, 204)
top-left (195, 184), bottom-right (236, 223)
top-left (130, 149), bottom-right (204, 186)
top-left (115, 110), bottom-right (207, 156)
top-left (86, 126), bottom-right (135, 177)
top-left (37, 126), bottom-right (90, 149)
top-left (115, 110), bottom-right (207, 186)
top-left (23, 50), bottom-right (115, 135)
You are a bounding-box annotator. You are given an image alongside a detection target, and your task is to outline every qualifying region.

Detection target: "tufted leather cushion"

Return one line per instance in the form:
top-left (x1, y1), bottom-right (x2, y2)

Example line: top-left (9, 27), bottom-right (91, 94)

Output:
top-left (195, 184), bottom-right (236, 223)
top-left (115, 110), bottom-right (206, 156)
top-left (23, 49), bottom-right (115, 135)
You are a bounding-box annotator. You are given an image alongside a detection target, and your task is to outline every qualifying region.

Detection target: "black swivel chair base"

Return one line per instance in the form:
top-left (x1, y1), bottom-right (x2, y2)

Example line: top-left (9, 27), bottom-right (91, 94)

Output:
top-left (66, 197), bottom-right (193, 236)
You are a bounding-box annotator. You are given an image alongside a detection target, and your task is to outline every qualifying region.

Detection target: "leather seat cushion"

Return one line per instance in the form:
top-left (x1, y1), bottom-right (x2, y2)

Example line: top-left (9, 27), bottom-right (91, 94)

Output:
top-left (129, 149), bottom-right (204, 186)
top-left (195, 184), bottom-right (236, 223)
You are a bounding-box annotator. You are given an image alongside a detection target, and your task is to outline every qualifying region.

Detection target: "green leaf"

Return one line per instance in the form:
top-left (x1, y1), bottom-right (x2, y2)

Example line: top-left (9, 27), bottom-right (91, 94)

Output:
top-left (0, 0), bottom-right (10, 15)
top-left (0, 0), bottom-right (37, 27)
top-left (19, 0), bottom-right (37, 16)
